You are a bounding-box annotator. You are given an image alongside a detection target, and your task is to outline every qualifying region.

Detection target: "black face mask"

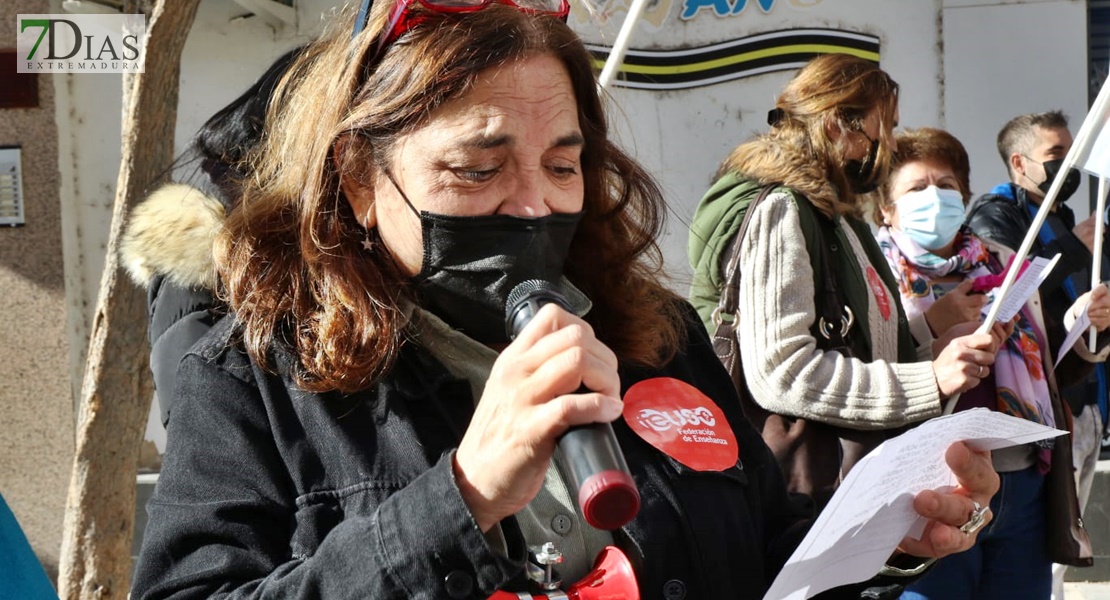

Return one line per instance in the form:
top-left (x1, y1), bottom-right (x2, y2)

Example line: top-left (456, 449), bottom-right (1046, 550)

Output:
top-left (412, 211), bottom-right (583, 343)
top-left (1036, 158), bottom-right (1081, 203)
top-left (384, 173), bottom-right (583, 343)
top-left (844, 137), bottom-right (880, 194)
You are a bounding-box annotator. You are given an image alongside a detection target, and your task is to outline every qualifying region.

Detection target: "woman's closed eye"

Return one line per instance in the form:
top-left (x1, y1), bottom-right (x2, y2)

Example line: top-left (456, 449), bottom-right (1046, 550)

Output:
top-left (453, 165), bottom-right (501, 183)
top-left (547, 161), bottom-right (580, 180)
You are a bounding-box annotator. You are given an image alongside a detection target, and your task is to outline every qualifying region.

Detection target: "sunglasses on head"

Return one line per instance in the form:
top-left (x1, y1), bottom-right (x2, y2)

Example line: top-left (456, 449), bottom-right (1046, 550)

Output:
top-left (351, 0), bottom-right (570, 63)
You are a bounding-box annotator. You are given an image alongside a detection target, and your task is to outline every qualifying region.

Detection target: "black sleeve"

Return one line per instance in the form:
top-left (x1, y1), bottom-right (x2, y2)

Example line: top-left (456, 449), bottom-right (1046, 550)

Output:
top-left (966, 199), bottom-right (1027, 255)
top-left (1052, 339), bottom-right (1099, 391)
top-left (1037, 232), bottom-right (1091, 293)
top-left (966, 198), bottom-right (1091, 293)
top-left (146, 276), bottom-right (218, 346)
top-left (131, 353), bottom-right (523, 600)
top-left (146, 276), bottom-right (221, 425)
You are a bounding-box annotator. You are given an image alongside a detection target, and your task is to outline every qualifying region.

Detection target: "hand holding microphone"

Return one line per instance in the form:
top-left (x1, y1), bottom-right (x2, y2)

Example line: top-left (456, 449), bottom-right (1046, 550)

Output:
top-left (505, 280), bottom-right (640, 530)
top-left (452, 280), bottom-right (638, 533)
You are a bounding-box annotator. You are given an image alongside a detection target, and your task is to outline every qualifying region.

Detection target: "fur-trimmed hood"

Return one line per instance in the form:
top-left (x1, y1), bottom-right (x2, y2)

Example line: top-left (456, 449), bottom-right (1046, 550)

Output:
top-left (120, 183), bottom-right (225, 290)
top-left (720, 134), bottom-right (845, 215)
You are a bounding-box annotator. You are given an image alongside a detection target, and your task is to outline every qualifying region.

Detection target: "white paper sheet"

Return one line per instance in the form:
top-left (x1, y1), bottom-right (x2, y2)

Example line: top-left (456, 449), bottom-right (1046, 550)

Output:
top-left (980, 254), bottom-right (1060, 323)
top-left (1055, 302), bottom-right (1093, 368)
top-left (762, 409), bottom-right (1065, 600)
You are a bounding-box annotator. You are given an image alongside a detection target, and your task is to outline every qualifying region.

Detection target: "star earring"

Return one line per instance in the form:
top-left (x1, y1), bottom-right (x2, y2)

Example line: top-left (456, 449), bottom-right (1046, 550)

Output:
top-left (360, 211), bottom-right (375, 252)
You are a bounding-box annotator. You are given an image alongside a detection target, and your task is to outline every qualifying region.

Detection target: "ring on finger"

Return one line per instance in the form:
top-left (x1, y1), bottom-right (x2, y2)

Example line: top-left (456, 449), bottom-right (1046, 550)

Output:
top-left (959, 500), bottom-right (990, 535)
top-left (977, 365), bottom-right (985, 378)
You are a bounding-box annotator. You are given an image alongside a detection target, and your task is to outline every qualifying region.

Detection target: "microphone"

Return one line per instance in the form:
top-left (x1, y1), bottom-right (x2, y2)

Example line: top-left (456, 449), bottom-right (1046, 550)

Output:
top-left (505, 280), bottom-right (640, 530)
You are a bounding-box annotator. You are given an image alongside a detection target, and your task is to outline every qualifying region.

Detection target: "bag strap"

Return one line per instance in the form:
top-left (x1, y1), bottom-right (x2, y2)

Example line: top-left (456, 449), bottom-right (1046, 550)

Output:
top-left (714, 184), bottom-right (779, 324)
top-left (715, 185), bottom-right (854, 349)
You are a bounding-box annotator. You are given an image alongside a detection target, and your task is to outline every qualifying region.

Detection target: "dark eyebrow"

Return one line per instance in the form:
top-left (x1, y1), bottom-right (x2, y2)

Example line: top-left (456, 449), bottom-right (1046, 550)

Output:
top-left (554, 133), bottom-right (585, 148)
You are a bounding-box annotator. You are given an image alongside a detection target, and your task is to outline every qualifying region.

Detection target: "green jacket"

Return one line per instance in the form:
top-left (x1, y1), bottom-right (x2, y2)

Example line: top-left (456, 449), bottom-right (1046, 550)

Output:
top-left (687, 172), bottom-right (917, 364)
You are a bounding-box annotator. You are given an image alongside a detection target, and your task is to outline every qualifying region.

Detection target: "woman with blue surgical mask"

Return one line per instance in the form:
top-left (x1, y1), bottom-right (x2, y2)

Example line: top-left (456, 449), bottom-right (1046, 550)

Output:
top-left (876, 128), bottom-right (1110, 600)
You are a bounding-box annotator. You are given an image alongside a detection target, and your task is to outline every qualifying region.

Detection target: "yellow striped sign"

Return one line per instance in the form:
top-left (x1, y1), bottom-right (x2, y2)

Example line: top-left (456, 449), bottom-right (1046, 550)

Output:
top-left (587, 28), bottom-right (880, 90)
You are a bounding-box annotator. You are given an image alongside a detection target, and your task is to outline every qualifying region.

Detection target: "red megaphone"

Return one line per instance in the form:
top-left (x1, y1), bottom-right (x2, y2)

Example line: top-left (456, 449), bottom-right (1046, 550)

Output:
top-left (488, 545), bottom-right (640, 600)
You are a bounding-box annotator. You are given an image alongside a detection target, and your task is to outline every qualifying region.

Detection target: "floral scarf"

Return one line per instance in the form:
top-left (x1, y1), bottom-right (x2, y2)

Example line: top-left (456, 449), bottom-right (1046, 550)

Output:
top-left (877, 226), bottom-right (1055, 470)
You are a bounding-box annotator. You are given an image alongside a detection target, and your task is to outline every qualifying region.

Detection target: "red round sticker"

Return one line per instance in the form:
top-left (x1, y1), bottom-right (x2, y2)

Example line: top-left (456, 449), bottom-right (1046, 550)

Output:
top-left (622, 377), bottom-right (738, 472)
top-left (866, 265), bottom-right (892, 321)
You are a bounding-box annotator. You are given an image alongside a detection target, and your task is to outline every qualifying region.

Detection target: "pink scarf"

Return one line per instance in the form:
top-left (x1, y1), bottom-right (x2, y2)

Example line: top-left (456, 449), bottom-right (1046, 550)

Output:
top-left (878, 226), bottom-right (1055, 470)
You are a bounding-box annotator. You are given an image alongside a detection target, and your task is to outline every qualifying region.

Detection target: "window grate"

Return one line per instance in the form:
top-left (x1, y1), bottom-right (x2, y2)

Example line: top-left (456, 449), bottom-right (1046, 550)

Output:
top-left (0, 147), bottom-right (25, 227)
top-left (1091, 1), bottom-right (1110, 101)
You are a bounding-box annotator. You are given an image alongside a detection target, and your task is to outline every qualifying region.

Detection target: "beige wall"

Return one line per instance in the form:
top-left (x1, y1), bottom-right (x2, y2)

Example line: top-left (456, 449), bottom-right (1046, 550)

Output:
top-left (0, 0), bottom-right (75, 581)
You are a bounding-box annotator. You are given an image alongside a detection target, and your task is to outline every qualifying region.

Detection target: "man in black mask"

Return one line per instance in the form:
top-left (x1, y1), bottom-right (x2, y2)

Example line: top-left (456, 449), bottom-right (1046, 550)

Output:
top-left (966, 110), bottom-right (1110, 599)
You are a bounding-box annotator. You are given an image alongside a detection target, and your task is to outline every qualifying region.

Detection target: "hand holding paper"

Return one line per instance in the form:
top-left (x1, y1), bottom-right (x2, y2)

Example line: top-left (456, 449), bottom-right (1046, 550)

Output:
top-left (944, 254), bottom-right (1058, 415)
top-left (924, 280), bottom-right (988, 336)
top-left (979, 254), bottom-right (1060, 323)
top-left (763, 409), bottom-right (1063, 600)
top-left (895, 442), bottom-right (997, 560)
top-left (1056, 284), bottom-right (1110, 365)
top-left (931, 325), bottom-right (1002, 399)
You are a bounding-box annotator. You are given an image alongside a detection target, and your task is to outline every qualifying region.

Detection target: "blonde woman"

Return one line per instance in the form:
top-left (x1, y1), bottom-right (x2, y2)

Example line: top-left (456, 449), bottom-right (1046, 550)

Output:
top-left (688, 54), bottom-right (1004, 509)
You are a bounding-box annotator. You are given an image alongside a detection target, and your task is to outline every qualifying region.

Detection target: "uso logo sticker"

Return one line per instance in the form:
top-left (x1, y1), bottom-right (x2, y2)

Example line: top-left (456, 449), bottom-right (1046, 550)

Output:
top-left (623, 377), bottom-right (738, 471)
top-left (866, 265), bottom-right (892, 321)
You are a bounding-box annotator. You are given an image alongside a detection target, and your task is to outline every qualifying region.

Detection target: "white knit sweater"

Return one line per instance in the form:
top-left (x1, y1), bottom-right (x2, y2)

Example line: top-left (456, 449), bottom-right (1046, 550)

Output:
top-left (737, 192), bottom-right (942, 430)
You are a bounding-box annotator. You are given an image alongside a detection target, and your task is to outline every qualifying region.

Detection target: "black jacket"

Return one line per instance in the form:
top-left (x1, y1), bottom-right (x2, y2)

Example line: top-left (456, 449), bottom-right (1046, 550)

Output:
top-left (966, 184), bottom-right (1109, 415)
top-left (131, 306), bottom-right (913, 600)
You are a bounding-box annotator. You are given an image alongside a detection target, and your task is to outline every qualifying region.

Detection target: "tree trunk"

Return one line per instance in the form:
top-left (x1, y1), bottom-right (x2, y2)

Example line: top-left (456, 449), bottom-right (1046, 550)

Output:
top-left (58, 1), bottom-right (201, 598)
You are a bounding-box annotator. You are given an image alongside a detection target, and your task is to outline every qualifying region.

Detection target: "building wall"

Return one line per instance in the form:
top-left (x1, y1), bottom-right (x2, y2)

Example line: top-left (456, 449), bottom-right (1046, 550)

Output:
top-left (0, 0), bottom-right (74, 580)
top-left (942, 0), bottom-right (1090, 215)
